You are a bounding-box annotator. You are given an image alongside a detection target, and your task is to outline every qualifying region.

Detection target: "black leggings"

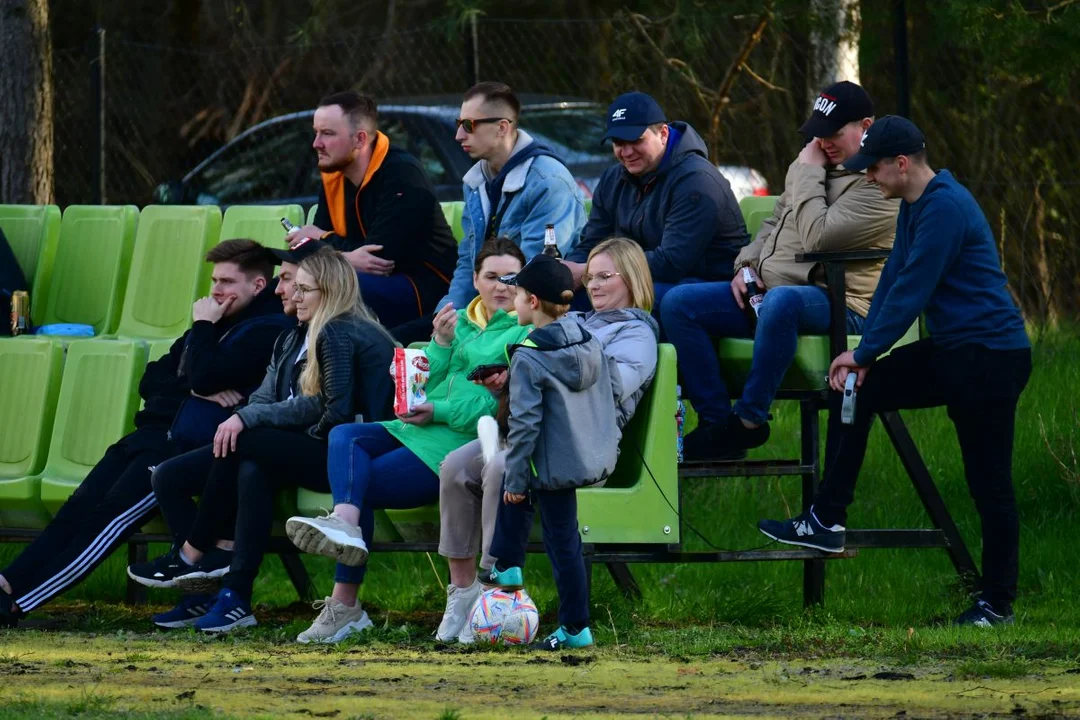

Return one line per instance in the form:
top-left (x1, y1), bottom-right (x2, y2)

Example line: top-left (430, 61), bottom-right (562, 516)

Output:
top-left (160, 427), bottom-right (331, 601)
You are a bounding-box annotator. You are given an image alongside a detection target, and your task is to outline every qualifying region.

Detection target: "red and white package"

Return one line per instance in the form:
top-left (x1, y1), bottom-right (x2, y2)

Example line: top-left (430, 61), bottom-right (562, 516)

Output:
top-left (393, 347), bottom-right (430, 416)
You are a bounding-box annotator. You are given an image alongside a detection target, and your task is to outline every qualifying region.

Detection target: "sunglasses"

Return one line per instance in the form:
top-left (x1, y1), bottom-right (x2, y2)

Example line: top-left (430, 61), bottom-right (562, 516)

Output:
top-left (455, 117), bottom-right (511, 133)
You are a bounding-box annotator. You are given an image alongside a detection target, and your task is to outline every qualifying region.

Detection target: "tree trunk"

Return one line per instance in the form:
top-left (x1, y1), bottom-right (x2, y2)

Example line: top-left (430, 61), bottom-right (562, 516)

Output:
top-left (0, 0), bottom-right (54, 204)
top-left (807, 0), bottom-right (861, 101)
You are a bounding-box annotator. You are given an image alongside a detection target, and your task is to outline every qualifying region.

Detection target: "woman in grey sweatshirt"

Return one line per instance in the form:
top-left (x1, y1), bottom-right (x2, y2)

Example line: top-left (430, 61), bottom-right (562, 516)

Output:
top-left (434, 237), bottom-right (658, 643)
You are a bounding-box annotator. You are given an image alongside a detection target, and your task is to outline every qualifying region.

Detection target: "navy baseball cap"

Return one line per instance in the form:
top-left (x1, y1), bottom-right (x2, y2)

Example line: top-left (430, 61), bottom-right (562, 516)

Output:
top-left (799, 81), bottom-right (874, 139)
top-left (265, 236), bottom-right (331, 265)
top-left (602, 91), bottom-right (667, 143)
top-left (499, 254), bottom-right (575, 304)
top-left (842, 115), bottom-right (927, 172)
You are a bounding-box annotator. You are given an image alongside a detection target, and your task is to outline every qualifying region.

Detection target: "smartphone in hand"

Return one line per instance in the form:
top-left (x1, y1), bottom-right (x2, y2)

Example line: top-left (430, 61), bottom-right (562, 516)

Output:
top-left (466, 363), bottom-right (509, 382)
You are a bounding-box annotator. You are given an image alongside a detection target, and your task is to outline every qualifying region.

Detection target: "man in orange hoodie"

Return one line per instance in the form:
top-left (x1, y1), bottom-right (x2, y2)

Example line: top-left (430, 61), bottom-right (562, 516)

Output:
top-left (290, 91), bottom-right (457, 336)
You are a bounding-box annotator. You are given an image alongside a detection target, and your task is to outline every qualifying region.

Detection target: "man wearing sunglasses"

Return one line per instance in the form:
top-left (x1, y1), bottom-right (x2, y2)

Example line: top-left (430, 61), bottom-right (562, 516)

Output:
top-left (563, 91), bottom-right (749, 317)
top-left (289, 91), bottom-right (458, 340)
top-left (437, 82), bottom-right (585, 313)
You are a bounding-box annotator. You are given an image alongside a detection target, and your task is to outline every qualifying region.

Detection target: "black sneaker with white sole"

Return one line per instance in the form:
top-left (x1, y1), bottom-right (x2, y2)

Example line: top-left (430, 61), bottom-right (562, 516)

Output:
top-left (173, 548), bottom-right (233, 593)
top-left (127, 548), bottom-right (189, 588)
top-left (954, 599), bottom-right (1015, 628)
top-left (758, 509), bottom-right (846, 553)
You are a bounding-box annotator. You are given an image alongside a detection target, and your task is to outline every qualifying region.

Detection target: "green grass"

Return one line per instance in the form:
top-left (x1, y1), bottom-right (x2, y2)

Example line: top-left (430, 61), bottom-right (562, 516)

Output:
top-left (2, 334), bottom-right (1078, 652)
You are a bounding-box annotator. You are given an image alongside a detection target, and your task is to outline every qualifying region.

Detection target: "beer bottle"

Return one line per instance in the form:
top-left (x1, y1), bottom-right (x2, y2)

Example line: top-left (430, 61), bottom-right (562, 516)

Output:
top-left (281, 217), bottom-right (300, 237)
top-left (743, 267), bottom-right (764, 317)
top-left (542, 224), bottom-right (561, 259)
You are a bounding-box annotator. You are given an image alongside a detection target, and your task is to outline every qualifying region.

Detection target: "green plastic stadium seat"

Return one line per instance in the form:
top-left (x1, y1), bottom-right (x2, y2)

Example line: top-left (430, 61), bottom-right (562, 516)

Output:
top-left (29, 205), bottom-right (139, 333)
top-left (0, 204), bottom-right (61, 314)
top-left (112, 206), bottom-right (222, 340)
top-left (583, 198), bottom-right (593, 216)
top-left (306, 205), bottom-right (318, 226)
top-left (382, 344), bottom-right (681, 546)
top-left (0, 339), bottom-right (65, 527)
top-left (439, 201), bottom-right (466, 243)
top-left (220, 204), bottom-right (304, 252)
top-left (38, 339), bottom-right (148, 516)
top-left (739, 195), bottom-right (779, 238)
top-left (716, 323), bottom-right (920, 395)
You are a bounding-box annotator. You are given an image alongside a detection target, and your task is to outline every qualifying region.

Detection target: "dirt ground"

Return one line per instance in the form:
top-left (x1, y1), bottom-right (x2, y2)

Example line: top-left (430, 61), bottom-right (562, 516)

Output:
top-left (1, 631), bottom-right (1079, 719)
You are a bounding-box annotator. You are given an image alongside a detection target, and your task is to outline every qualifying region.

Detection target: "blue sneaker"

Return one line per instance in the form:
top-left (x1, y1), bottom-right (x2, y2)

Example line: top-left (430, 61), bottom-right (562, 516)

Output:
top-left (758, 509), bottom-right (846, 553)
top-left (480, 565), bottom-right (523, 591)
top-left (152, 593), bottom-right (214, 629)
top-left (193, 589), bottom-right (257, 633)
top-left (533, 625), bottom-right (594, 651)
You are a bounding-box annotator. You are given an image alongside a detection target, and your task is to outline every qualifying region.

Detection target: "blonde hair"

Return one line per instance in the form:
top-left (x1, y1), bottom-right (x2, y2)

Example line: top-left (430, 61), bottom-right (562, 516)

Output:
top-left (587, 237), bottom-right (654, 313)
top-left (297, 249), bottom-right (365, 396)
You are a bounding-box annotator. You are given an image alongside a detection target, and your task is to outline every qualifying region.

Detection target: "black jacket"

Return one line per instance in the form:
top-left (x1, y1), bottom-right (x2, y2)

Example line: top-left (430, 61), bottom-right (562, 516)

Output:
top-left (567, 122), bottom-right (749, 283)
top-left (134, 285), bottom-right (291, 429)
top-left (315, 142), bottom-right (458, 280)
top-left (235, 314), bottom-right (396, 439)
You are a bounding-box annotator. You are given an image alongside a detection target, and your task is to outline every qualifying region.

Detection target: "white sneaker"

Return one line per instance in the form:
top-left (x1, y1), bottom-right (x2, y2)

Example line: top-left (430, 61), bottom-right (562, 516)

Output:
top-left (435, 579), bottom-right (482, 642)
top-left (286, 513), bottom-right (369, 567)
top-left (296, 596), bottom-right (373, 644)
top-left (457, 587), bottom-right (489, 645)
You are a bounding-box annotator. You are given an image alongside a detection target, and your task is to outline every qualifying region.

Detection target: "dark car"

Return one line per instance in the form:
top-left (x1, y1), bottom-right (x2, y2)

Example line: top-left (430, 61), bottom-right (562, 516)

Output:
top-left (154, 95), bottom-right (613, 207)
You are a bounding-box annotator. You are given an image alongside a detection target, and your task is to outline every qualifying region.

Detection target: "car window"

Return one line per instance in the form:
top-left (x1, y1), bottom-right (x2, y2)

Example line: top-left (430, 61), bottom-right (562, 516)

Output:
top-left (521, 108), bottom-right (609, 163)
top-left (298, 113), bottom-right (452, 196)
top-left (191, 118), bottom-right (311, 204)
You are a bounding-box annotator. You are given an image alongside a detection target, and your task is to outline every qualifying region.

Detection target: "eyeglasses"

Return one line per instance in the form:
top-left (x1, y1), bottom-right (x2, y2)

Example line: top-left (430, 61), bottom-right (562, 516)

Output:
top-left (583, 271), bottom-right (622, 286)
top-left (455, 117), bottom-right (511, 134)
top-left (293, 284), bottom-right (321, 300)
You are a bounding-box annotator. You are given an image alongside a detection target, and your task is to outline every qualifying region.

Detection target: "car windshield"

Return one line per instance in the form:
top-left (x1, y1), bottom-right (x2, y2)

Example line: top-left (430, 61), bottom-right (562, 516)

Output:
top-left (521, 107), bottom-right (609, 164)
top-left (190, 118), bottom-right (311, 204)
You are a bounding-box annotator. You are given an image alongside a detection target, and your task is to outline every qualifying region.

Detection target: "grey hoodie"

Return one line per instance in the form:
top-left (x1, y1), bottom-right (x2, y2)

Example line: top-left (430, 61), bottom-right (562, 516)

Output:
top-left (503, 316), bottom-right (620, 495)
top-left (571, 308), bottom-right (659, 429)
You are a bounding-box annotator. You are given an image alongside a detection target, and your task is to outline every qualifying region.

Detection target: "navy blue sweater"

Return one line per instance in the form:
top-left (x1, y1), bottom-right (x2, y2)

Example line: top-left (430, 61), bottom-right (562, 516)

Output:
top-left (854, 170), bottom-right (1028, 366)
top-left (566, 122), bottom-right (748, 283)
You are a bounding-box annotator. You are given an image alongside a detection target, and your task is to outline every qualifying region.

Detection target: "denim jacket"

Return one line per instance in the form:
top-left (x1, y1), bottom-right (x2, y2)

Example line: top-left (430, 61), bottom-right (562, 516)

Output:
top-left (437, 130), bottom-right (586, 310)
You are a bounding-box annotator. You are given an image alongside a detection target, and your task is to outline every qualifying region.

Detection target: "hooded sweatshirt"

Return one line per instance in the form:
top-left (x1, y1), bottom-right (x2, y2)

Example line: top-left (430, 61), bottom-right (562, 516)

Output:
top-left (382, 294), bottom-right (531, 472)
top-left (570, 307), bottom-right (659, 429)
top-left (135, 285), bottom-right (291, 430)
top-left (567, 121), bottom-right (749, 283)
top-left (503, 315), bottom-right (620, 495)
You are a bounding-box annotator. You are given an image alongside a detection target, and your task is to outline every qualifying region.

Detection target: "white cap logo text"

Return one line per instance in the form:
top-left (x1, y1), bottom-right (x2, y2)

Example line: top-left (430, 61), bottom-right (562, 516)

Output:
top-left (611, 108), bottom-right (627, 121)
top-left (860, 130), bottom-right (869, 147)
top-left (813, 96), bottom-right (837, 116)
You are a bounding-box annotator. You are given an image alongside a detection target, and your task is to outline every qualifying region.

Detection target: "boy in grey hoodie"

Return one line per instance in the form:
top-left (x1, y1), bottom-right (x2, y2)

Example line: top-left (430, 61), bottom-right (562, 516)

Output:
top-left (482, 254), bottom-right (619, 650)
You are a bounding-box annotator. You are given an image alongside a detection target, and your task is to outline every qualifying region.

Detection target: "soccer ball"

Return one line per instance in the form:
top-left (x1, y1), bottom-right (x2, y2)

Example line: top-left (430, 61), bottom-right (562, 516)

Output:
top-left (469, 588), bottom-right (539, 645)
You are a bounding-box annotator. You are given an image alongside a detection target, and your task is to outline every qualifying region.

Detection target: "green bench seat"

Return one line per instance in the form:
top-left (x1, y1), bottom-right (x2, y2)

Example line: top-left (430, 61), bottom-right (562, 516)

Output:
top-left (0, 204), bottom-right (61, 321)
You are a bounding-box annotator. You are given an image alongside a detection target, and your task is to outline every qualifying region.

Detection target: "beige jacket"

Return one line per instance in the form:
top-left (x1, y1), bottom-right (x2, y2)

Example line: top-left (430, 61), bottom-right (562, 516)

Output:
top-left (734, 160), bottom-right (899, 317)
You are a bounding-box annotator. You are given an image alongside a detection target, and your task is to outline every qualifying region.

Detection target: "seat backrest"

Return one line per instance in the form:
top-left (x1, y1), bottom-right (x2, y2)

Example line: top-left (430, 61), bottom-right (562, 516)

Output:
top-left (221, 205), bottom-right (304, 252)
top-left (739, 195), bottom-right (779, 239)
top-left (36, 205), bottom-right (139, 333)
top-left (440, 201), bottom-right (466, 242)
top-left (0, 204), bottom-right (61, 306)
top-left (114, 206), bottom-right (222, 340)
top-left (584, 197), bottom-right (593, 216)
top-left (0, 338), bottom-right (64, 479)
top-left (41, 339), bottom-right (147, 484)
top-left (306, 205), bottom-right (318, 225)
top-left (606, 343), bottom-right (678, 489)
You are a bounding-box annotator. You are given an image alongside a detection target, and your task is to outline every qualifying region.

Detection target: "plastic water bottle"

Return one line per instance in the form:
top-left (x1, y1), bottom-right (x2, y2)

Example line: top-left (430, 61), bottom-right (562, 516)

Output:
top-left (675, 385), bottom-right (686, 463)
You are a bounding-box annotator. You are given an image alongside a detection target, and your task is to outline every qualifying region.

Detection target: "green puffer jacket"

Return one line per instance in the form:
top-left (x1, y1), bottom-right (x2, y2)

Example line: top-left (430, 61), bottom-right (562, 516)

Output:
top-left (382, 296), bottom-right (531, 472)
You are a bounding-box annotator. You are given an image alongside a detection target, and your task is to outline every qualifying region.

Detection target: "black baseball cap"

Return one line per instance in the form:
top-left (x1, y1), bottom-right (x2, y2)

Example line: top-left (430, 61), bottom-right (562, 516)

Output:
top-left (499, 254), bottom-right (575, 304)
top-left (602, 91), bottom-right (667, 143)
top-left (841, 115), bottom-right (927, 172)
top-left (799, 81), bottom-right (874, 138)
top-left (265, 236), bottom-right (331, 265)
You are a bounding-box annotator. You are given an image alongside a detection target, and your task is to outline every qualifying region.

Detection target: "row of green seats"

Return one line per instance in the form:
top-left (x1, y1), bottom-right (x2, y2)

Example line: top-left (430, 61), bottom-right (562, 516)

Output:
top-left (0, 204), bottom-right (306, 339)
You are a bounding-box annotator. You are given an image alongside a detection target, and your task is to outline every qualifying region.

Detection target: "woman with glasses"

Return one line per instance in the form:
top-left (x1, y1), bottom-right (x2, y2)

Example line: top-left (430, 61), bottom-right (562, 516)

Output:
top-left (283, 238), bottom-right (533, 644)
top-left (129, 248), bottom-right (396, 633)
top-left (433, 236), bottom-right (660, 644)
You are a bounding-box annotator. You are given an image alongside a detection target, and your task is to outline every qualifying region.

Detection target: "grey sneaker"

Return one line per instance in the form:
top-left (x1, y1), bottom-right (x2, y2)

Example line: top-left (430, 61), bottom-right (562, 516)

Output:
top-left (286, 513), bottom-right (369, 567)
top-left (435, 579), bottom-right (482, 642)
top-left (456, 590), bottom-right (485, 645)
top-left (296, 596), bottom-right (373, 644)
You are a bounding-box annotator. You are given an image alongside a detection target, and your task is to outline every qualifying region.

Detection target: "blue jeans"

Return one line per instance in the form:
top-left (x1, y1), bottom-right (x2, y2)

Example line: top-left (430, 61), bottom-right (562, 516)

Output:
top-left (327, 423), bottom-right (439, 584)
top-left (660, 283), bottom-right (865, 425)
top-left (488, 487), bottom-right (589, 632)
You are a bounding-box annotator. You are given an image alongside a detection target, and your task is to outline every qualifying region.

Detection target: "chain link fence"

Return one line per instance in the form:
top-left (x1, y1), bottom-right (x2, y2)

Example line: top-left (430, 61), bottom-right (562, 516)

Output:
top-left (47, 7), bottom-right (1080, 326)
